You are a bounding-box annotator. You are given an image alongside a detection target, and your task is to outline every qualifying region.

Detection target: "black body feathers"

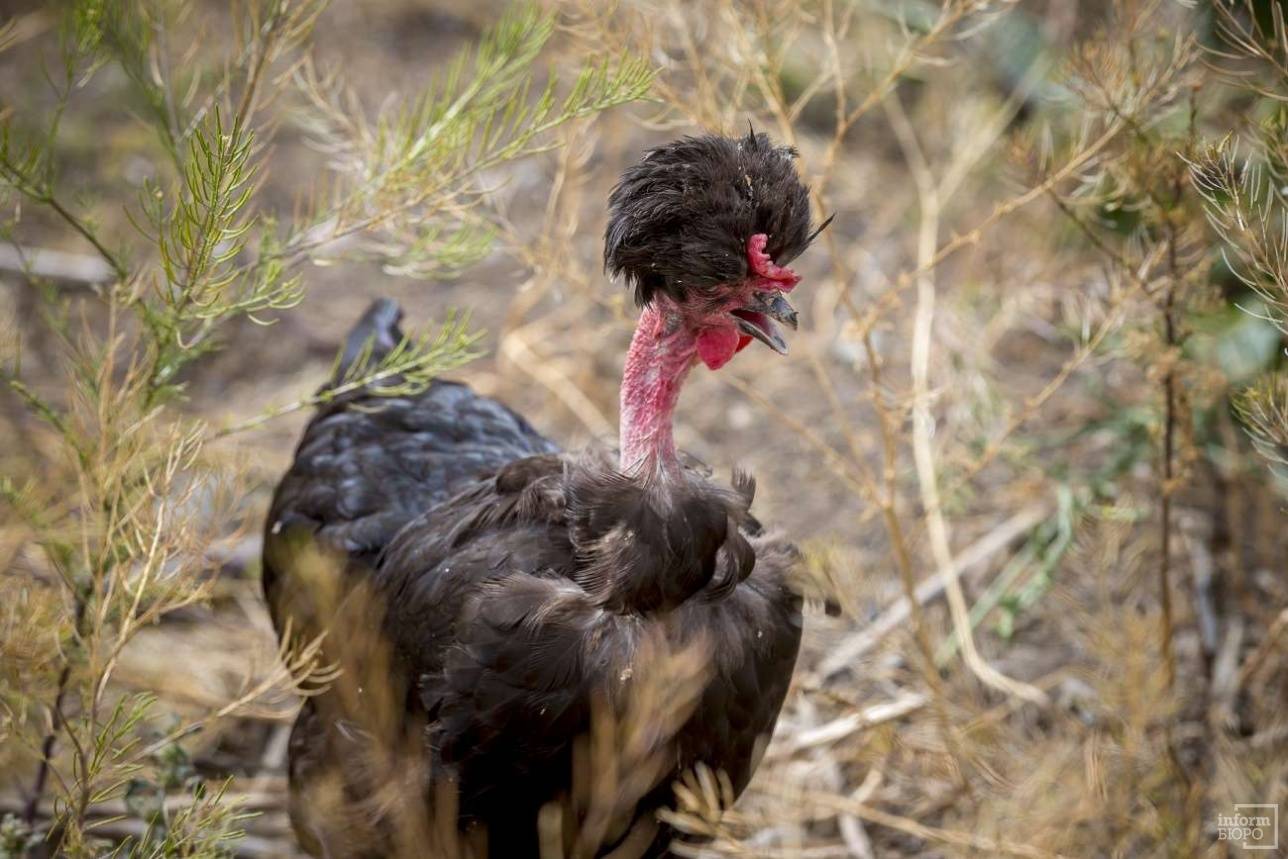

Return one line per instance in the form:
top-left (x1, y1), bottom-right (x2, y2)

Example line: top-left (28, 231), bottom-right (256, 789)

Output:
top-left (266, 309), bottom-right (801, 851)
top-left (266, 129), bottom-right (814, 857)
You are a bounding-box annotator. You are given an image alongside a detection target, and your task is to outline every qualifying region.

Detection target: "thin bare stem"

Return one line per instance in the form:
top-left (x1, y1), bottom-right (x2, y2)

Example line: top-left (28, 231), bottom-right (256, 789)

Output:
top-left (885, 92), bottom-right (1049, 706)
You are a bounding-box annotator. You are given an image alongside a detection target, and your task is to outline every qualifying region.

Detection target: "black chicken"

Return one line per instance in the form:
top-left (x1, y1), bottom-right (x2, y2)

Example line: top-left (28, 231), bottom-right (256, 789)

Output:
top-left (263, 131), bottom-right (822, 858)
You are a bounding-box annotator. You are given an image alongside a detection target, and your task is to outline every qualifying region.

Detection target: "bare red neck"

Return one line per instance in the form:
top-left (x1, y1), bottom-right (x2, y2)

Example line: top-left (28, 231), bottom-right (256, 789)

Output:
top-left (619, 302), bottom-right (697, 474)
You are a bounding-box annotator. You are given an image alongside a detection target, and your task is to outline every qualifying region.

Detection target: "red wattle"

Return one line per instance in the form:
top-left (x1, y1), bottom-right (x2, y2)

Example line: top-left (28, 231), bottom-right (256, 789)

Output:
top-left (696, 326), bottom-right (742, 370)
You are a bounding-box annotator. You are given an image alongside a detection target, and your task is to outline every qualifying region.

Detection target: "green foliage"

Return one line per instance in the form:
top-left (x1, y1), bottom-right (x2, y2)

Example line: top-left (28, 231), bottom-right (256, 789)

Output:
top-left (295, 2), bottom-right (654, 277)
top-left (1235, 373), bottom-right (1288, 476)
top-left (114, 749), bottom-right (248, 859)
top-left (0, 1), bottom-right (649, 856)
top-left (1188, 135), bottom-right (1288, 333)
top-left (1186, 7), bottom-right (1288, 475)
top-left (935, 485), bottom-right (1081, 662)
top-left (136, 108), bottom-right (305, 402)
top-left (215, 309), bottom-right (484, 438)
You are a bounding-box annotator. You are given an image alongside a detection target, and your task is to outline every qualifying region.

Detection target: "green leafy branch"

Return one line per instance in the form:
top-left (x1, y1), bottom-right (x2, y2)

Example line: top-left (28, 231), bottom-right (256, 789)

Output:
top-left (1186, 137), bottom-right (1288, 333)
top-left (290, 3), bottom-right (655, 277)
top-left (0, 2), bottom-right (652, 855)
top-left (212, 310), bottom-right (484, 438)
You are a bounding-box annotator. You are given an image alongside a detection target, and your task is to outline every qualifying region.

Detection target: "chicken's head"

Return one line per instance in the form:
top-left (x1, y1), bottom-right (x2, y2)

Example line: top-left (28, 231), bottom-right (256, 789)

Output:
top-left (604, 129), bottom-right (828, 370)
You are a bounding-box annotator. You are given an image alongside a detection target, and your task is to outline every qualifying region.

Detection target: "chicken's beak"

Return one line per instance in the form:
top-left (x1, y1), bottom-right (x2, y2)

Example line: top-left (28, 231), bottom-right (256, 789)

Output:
top-left (732, 292), bottom-right (797, 355)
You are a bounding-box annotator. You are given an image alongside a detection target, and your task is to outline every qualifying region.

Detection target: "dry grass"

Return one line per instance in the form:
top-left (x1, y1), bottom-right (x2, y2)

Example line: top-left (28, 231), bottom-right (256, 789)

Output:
top-left (3, 0), bottom-right (1287, 857)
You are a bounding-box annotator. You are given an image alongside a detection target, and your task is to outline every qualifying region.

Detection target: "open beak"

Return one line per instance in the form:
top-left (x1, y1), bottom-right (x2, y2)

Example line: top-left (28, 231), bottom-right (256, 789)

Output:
top-left (732, 292), bottom-right (797, 355)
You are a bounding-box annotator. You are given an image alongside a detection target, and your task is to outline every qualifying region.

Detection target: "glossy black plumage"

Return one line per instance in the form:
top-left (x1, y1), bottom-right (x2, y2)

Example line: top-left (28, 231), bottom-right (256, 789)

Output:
top-left (265, 130), bottom-right (812, 857)
top-left (261, 300), bottom-right (557, 634)
top-left (263, 302), bottom-right (802, 857)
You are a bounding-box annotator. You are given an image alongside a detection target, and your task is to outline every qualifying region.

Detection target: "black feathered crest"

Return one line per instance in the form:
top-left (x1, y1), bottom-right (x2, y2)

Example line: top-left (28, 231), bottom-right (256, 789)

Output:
top-left (605, 129), bottom-right (817, 307)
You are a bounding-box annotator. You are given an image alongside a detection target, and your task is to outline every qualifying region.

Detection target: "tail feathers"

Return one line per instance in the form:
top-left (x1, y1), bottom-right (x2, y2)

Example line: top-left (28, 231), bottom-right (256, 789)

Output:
top-left (333, 298), bottom-right (405, 386)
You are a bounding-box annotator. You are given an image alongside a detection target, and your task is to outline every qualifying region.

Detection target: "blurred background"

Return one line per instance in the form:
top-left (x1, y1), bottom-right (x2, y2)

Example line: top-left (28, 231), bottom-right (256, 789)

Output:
top-left (1, 0), bottom-right (1286, 856)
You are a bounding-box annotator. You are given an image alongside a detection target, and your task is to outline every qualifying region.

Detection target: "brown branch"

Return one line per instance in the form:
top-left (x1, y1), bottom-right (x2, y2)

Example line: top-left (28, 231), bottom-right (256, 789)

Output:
top-left (22, 662), bottom-right (71, 825)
